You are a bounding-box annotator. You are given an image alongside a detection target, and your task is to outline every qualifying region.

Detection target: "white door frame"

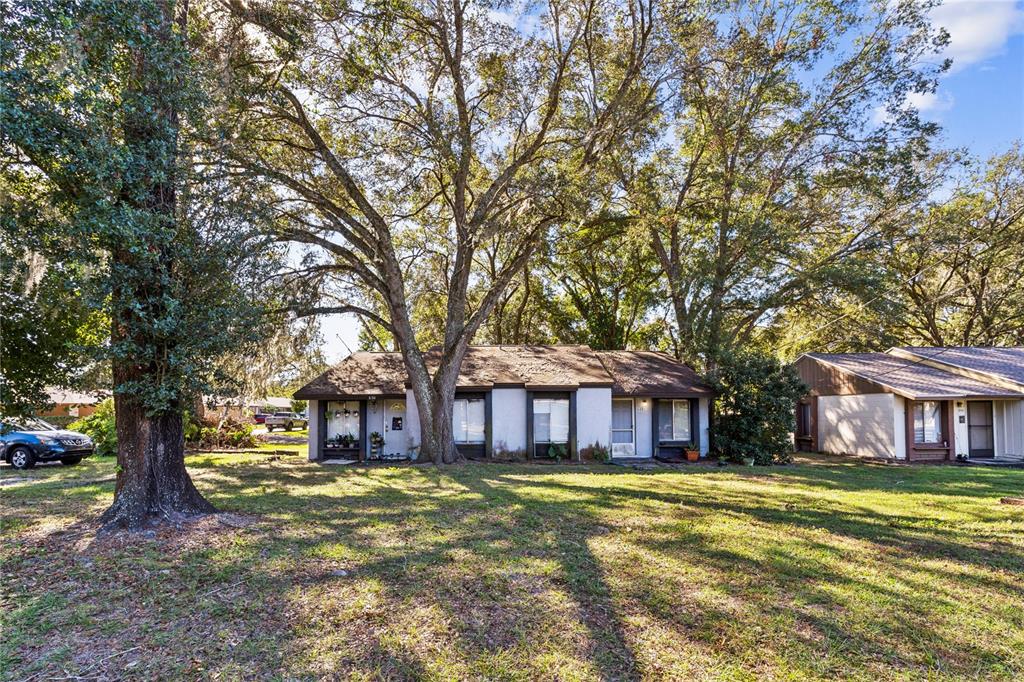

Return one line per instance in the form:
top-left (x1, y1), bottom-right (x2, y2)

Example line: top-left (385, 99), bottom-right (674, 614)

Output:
top-left (611, 398), bottom-right (636, 458)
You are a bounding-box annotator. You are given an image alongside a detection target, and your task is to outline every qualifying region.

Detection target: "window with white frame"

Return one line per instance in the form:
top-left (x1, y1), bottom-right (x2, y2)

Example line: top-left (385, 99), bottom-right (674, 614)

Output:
top-left (533, 397), bottom-right (569, 443)
top-left (912, 401), bottom-right (942, 443)
top-left (657, 400), bottom-right (692, 442)
top-left (452, 397), bottom-right (486, 444)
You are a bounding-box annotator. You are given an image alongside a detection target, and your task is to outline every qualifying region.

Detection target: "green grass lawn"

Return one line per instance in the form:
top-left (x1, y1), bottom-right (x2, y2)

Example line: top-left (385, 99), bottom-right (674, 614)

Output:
top-left (2, 454), bottom-right (1022, 681)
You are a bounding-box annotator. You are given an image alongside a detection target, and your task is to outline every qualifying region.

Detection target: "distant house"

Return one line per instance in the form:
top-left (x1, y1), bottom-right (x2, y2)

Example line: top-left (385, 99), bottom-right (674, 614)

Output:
top-left (201, 396), bottom-right (293, 422)
top-left (795, 347), bottom-right (1024, 462)
top-left (38, 389), bottom-right (106, 419)
top-left (293, 345), bottom-right (714, 463)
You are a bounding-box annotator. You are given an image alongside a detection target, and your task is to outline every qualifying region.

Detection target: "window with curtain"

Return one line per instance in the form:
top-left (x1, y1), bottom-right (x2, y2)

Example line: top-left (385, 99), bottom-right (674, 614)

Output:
top-left (534, 397), bottom-right (569, 443)
top-left (657, 400), bottom-right (691, 442)
top-left (326, 401), bottom-right (360, 439)
top-left (913, 401), bottom-right (942, 443)
top-left (452, 397), bottom-right (486, 443)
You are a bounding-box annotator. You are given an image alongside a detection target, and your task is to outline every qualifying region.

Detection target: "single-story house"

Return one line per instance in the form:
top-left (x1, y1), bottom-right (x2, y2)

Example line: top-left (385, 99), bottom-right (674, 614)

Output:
top-left (293, 345), bottom-right (714, 463)
top-left (38, 389), bottom-right (106, 419)
top-left (795, 347), bottom-right (1024, 462)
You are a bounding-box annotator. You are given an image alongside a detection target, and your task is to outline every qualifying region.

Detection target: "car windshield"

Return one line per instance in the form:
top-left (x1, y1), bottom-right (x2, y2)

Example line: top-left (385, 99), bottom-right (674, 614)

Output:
top-left (5, 417), bottom-right (57, 432)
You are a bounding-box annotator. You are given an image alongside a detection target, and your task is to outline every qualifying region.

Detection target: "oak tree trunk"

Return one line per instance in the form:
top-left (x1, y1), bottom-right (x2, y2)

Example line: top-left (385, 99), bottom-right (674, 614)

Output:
top-left (408, 372), bottom-right (461, 465)
top-left (99, 388), bottom-right (215, 531)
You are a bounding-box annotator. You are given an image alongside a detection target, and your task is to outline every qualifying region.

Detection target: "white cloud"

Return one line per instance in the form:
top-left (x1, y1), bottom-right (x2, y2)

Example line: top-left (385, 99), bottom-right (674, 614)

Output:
top-left (904, 90), bottom-right (955, 114)
top-left (872, 89), bottom-right (955, 124)
top-left (930, 0), bottom-right (1024, 73)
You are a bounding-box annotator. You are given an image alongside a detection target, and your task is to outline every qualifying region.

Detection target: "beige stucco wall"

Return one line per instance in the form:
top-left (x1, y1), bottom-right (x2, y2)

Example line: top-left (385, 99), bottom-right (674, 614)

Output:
top-left (818, 393), bottom-right (896, 458)
top-left (893, 395), bottom-right (907, 460)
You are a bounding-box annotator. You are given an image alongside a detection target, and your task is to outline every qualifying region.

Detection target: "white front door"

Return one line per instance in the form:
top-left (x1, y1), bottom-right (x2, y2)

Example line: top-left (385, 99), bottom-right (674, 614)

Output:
top-left (383, 399), bottom-right (406, 458)
top-left (611, 398), bottom-right (635, 457)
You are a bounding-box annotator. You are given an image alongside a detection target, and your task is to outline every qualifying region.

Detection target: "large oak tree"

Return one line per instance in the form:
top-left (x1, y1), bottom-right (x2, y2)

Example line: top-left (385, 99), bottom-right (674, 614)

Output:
top-left (227, 0), bottom-right (666, 462)
top-left (2, 0), bottom-right (280, 529)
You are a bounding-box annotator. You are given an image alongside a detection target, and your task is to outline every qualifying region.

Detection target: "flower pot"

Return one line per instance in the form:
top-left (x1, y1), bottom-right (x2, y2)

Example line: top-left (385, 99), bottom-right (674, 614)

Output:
top-left (685, 450), bottom-right (699, 462)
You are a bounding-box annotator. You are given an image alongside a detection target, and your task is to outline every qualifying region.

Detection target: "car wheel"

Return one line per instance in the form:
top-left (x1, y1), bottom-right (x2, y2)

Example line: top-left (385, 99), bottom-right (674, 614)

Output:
top-left (9, 446), bottom-right (36, 470)
top-left (60, 456), bottom-right (83, 466)
top-left (285, 422), bottom-right (293, 431)
top-left (266, 425), bottom-right (273, 432)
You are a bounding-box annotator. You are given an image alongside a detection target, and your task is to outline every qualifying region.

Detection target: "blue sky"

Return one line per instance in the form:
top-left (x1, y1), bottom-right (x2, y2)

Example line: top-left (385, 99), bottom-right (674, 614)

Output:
top-left (316, 1), bottom-right (1024, 363)
top-left (916, 0), bottom-right (1024, 157)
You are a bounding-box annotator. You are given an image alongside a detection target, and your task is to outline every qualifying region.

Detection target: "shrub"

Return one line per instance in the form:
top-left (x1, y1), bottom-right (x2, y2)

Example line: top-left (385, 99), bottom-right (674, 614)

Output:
top-left (547, 443), bottom-right (567, 461)
top-left (580, 442), bottom-right (610, 463)
top-left (69, 399), bottom-right (117, 456)
top-left (710, 350), bottom-right (806, 465)
top-left (185, 414), bottom-right (258, 449)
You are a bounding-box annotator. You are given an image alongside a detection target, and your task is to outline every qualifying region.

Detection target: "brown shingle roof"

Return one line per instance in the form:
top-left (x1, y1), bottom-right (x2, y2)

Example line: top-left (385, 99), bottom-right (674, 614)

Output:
top-left (806, 353), bottom-right (1024, 400)
top-left (294, 346), bottom-right (710, 399)
top-left (293, 352), bottom-right (409, 399)
top-left (597, 351), bottom-right (714, 397)
top-left (893, 347), bottom-right (1024, 389)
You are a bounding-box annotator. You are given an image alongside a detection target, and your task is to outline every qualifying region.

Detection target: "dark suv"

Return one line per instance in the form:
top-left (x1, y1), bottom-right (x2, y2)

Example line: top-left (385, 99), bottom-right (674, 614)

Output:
top-left (0, 418), bottom-right (95, 469)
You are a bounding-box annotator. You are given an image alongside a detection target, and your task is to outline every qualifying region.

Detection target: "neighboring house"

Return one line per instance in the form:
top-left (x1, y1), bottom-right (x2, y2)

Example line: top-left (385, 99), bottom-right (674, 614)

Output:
top-left (250, 397), bottom-right (293, 415)
top-left (293, 345), bottom-right (714, 463)
top-left (37, 389), bottom-right (105, 419)
top-left (201, 396), bottom-right (293, 422)
top-left (795, 347), bottom-right (1024, 462)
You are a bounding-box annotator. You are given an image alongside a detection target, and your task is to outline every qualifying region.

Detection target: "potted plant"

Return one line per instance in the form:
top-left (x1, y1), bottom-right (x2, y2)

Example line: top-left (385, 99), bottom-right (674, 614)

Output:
top-left (685, 448), bottom-right (699, 462)
top-left (369, 432), bottom-right (384, 457)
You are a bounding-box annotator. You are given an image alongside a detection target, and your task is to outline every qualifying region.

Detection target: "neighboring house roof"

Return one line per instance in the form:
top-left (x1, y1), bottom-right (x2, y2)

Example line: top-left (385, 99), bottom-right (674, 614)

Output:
top-left (256, 397), bottom-right (293, 409)
top-left (597, 351), bottom-right (714, 397)
top-left (206, 396), bottom-right (294, 409)
top-left (890, 347), bottom-right (1024, 391)
top-left (47, 389), bottom-right (105, 405)
top-left (803, 352), bottom-right (1024, 400)
top-left (294, 345), bottom-right (713, 399)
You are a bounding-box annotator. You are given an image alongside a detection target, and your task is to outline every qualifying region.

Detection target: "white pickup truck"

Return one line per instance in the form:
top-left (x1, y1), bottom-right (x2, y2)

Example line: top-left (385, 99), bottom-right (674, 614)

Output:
top-left (264, 411), bottom-right (308, 432)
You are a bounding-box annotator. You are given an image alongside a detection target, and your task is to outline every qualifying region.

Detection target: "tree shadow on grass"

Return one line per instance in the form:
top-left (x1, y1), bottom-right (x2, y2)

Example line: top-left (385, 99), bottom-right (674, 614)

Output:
top-left (5, 459), bottom-right (1023, 680)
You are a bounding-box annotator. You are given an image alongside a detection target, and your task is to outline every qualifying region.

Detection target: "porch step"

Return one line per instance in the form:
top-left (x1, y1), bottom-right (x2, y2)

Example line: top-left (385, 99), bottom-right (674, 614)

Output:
top-left (961, 456), bottom-right (1024, 468)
